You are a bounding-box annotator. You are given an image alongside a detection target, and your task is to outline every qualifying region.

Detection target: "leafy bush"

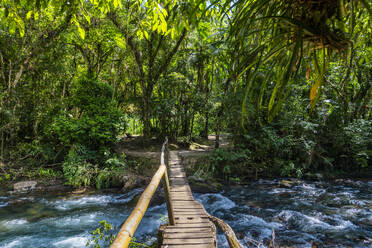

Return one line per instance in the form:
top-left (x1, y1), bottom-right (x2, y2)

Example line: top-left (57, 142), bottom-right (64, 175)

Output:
top-left (86, 220), bottom-right (116, 248)
top-left (62, 146), bottom-right (96, 188)
top-left (62, 144), bottom-right (127, 189)
top-left (96, 155), bottom-right (126, 189)
top-left (48, 77), bottom-right (124, 157)
top-left (331, 119), bottom-right (372, 170)
top-left (210, 148), bottom-right (251, 181)
top-left (42, 77), bottom-right (128, 188)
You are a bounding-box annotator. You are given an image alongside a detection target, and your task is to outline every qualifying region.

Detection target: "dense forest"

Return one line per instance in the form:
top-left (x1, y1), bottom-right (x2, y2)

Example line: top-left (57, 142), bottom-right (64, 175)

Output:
top-left (0, 0), bottom-right (371, 188)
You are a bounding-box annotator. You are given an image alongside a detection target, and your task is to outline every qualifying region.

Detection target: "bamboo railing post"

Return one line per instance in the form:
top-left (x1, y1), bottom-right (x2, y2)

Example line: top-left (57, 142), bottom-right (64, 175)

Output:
top-left (110, 137), bottom-right (175, 248)
top-left (162, 137), bottom-right (175, 225)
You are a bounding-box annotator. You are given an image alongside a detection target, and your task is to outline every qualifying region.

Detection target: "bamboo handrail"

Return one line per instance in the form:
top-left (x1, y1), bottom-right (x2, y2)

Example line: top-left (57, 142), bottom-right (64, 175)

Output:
top-left (161, 137), bottom-right (176, 225)
top-left (110, 138), bottom-right (174, 248)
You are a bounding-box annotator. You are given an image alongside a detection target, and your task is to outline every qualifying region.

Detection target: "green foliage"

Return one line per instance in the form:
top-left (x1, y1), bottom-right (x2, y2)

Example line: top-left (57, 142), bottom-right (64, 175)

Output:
top-left (336, 119), bottom-right (372, 169)
top-left (0, 0), bottom-right (370, 185)
top-left (86, 220), bottom-right (116, 248)
top-left (210, 148), bottom-right (251, 181)
top-left (0, 174), bottom-right (11, 184)
top-left (86, 220), bottom-right (156, 248)
top-left (62, 144), bottom-right (127, 188)
top-left (129, 238), bottom-right (157, 248)
top-left (49, 77), bottom-right (124, 154)
top-left (96, 155), bottom-right (126, 189)
top-left (62, 146), bottom-right (96, 188)
top-left (38, 168), bottom-right (62, 179)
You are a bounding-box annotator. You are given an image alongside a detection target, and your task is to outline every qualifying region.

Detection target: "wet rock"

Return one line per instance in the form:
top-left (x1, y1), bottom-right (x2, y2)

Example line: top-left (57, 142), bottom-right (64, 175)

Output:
top-left (311, 241), bottom-right (323, 248)
top-left (280, 180), bottom-right (295, 188)
top-left (27, 211), bottom-right (56, 222)
top-left (127, 189), bottom-right (164, 207)
top-left (189, 180), bottom-right (222, 193)
top-left (244, 200), bottom-right (262, 208)
top-left (305, 173), bottom-right (324, 180)
top-left (278, 192), bottom-right (293, 198)
top-left (14, 181), bottom-right (37, 192)
top-left (71, 187), bottom-right (88, 194)
top-left (149, 191), bottom-right (165, 206)
top-left (110, 175), bottom-right (130, 188)
top-left (127, 194), bottom-right (141, 207)
top-left (187, 175), bottom-right (206, 183)
top-left (8, 198), bottom-right (34, 206)
top-left (121, 177), bottom-right (149, 193)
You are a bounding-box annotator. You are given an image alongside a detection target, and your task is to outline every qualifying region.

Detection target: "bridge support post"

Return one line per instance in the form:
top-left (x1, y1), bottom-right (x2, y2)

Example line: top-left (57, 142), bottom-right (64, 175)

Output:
top-left (163, 138), bottom-right (175, 225)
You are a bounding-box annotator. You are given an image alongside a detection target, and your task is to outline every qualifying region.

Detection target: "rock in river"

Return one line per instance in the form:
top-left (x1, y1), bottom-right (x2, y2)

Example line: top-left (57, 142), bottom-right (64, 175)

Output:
top-left (13, 181), bottom-right (37, 192)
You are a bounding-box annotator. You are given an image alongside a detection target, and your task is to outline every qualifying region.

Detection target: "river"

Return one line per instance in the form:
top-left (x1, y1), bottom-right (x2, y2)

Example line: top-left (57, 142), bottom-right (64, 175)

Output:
top-left (0, 179), bottom-right (371, 247)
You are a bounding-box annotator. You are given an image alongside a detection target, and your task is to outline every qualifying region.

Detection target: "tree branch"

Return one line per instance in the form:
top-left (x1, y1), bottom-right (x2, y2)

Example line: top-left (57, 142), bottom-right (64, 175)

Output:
top-left (154, 28), bottom-right (187, 81)
top-left (108, 12), bottom-right (145, 84)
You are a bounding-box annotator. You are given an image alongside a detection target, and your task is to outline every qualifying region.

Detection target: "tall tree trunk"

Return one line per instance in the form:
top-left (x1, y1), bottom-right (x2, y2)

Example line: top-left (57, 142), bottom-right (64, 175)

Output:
top-left (142, 90), bottom-right (152, 138)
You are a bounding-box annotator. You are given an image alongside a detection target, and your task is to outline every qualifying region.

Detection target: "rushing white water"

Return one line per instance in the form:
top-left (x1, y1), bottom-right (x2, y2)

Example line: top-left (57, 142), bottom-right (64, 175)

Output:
top-left (0, 179), bottom-right (371, 248)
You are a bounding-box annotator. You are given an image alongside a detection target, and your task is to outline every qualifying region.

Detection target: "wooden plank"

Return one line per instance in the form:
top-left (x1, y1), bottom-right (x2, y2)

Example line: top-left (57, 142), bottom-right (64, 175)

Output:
top-left (171, 191), bottom-right (193, 197)
top-left (171, 198), bottom-right (195, 202)
top-left (174, 213), bottom-right (206, 217)
top-left (175, 220), bottom-right (211, 224)
top-left (170, 166), bottom-right (183, 169)
top-left (164, 227), bottom-right (212, 232)
top-left (169, 175), bottom-right (186, 178)
top-left (174, 209), bottom-right (205, 213)
top-left (171, 223), bottom-right (212, 228)
top-left (162, 238), bottom-right (214, 245)
top-left (173, 205), bottom-right (203, 209)
top-left (170, 170), bottom-right (185, 175)
top-left (172, 204), bottom-right (202, 208)
top-left (170, 187), bottom-right (191, 192)
top-left (162, 151), bottom-right (216, 248)
top-left (170, 192), bottom-right (192, 196)
top-left (171, 199), bottom-right (196, 202)
top-left (161, 244), bottom-right (214, 248)
top-left (163, 233), bottom-right (214, 239)
top-left (170, 182), bottom-right (188, 186)
top-left (170, 178), bottom-right (187, 182)
top-left (170, 195), bottom-right (193, 199)
top-left (169, 174), bottom-right (186, 178)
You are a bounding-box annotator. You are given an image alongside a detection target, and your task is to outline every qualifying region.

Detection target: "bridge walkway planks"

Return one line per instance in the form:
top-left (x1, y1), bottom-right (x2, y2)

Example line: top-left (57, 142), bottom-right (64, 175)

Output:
top-left (160, 151), bottom-right (217, 248)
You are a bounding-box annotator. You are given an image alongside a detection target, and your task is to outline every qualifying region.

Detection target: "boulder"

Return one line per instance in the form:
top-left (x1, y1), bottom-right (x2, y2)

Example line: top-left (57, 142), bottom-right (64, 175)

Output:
top-left (189, 180), bottom-right (222, 193)
top-left (280, 180), bottom-right (294, 188)
top-left (121, 176), bottom-right (150, 192)
top-left (13, 181), bottom-right (37, 192)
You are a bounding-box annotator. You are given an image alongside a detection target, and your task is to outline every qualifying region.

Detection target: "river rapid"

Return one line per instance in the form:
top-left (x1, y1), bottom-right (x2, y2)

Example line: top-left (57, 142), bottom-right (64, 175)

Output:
top-left (0, 179), bottom-right (371, 248)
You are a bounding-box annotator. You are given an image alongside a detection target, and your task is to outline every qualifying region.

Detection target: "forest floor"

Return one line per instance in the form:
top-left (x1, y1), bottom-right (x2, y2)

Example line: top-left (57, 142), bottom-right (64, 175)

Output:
top-left (0, 135), bottom-right (231, 195)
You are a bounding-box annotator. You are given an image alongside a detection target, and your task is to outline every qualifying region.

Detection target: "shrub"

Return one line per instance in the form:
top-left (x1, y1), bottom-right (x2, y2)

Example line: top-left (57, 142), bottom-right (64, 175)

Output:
top-left (48, 77), bottom-right (125, 158)
top-left (62, 146), bottom-right (96, 188)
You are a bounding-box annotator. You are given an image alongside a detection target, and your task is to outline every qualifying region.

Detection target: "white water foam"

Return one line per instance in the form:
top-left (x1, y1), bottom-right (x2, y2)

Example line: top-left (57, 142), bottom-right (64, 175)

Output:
top-left (1, 218), bottom-right (28, 227)
top-left (48, 213), bottom-right (99, 228)
top-left (194, 193), bottom-right (236, 211)
top-left (1, 236), bottom-right (31, 248)
top-left (277, 210), bottom-right (356, 233)
top-left (53, 236), bottom-right (89, 248)
top-left (51, 195), bottom-right (115, 211)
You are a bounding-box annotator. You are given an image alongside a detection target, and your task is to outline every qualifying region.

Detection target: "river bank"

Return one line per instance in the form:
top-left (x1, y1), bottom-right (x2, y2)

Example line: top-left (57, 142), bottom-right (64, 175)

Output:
top-left (0, 178), bottom-right (371, 248)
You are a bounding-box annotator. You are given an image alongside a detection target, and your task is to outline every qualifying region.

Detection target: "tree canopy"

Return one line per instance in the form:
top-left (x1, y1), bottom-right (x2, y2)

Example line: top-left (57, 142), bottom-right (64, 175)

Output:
top-left (0, 0), bottom-right (371, 186)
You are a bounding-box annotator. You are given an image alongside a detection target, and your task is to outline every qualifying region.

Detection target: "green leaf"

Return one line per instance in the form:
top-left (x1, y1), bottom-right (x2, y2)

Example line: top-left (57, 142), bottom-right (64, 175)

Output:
top-left (26, 11), bottom-right (32, 20)
top-left (78, 25), bottom-right (85, 39)
top-left (114, 35), bottom-right (126, 49)
top-left (83, 12), bottom-right (91, 24)
top-left (143, 30), bottom-right (149, 40)
top-left (9, 21), bottom-right (16, 34)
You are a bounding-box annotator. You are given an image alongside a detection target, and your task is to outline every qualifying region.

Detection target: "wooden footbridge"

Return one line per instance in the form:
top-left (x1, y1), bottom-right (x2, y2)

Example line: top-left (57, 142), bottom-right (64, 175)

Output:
top-left (111, 138), bottom-right (241, 248)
